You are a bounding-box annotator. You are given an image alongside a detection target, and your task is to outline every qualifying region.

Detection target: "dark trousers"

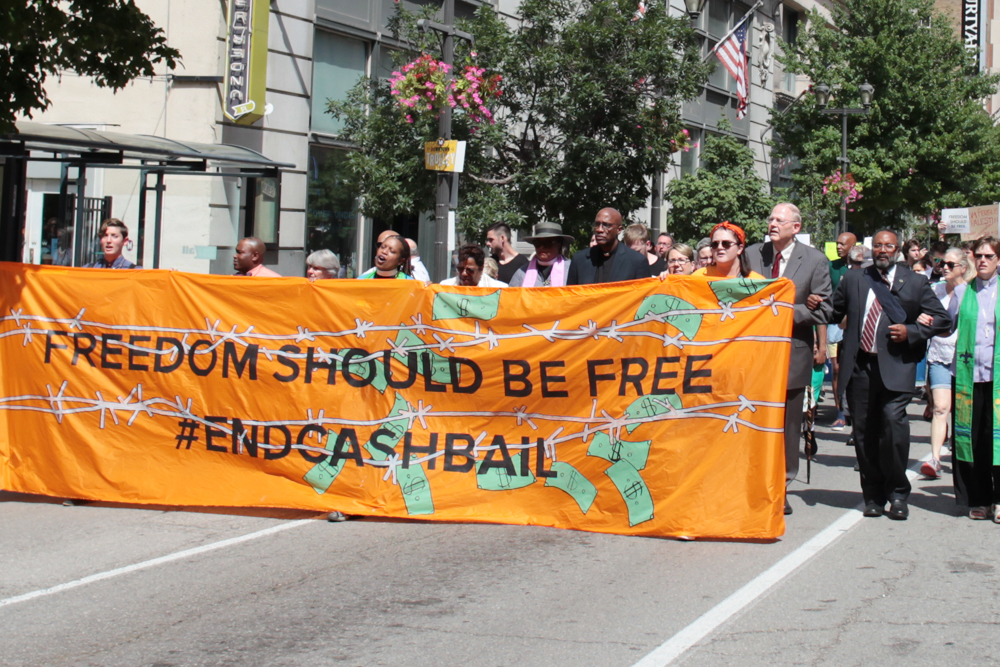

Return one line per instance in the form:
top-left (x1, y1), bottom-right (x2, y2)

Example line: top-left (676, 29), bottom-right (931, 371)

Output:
top-left (846, 354), bottom-right (914, 504)
top-left (953, 382), bottom-right (1000, 508)
top-left (784, 387), bottom-right (805, 486)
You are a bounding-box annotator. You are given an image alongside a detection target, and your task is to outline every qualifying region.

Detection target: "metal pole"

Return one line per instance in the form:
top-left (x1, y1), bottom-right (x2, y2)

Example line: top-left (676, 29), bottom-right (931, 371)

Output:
top-left (650, 171), bottom-right (662, 235)
top-left (840, 111), bottom-right (848, 236)
top-left (73, 166), bottom-right (87, 267)
top-left (136, 170), bottom-right (148, 266)
top-left (432, 0), bottom-right (455, 283)
top-left (152, 171), bottom-right (165, 269)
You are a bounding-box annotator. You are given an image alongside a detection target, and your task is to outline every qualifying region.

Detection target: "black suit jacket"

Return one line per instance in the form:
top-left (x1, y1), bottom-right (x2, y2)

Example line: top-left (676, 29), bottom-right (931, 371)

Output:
top-left (831, 265), bottom-right (951, 393)
top-left (745, 241), bottom-right (833, 390)
top-left (566, 243), bottom-right (652, 285)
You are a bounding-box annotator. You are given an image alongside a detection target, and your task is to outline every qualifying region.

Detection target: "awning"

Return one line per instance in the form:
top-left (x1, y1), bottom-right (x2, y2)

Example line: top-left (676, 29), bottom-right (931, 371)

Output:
top-left (0, 121), bottom-right (294, 172)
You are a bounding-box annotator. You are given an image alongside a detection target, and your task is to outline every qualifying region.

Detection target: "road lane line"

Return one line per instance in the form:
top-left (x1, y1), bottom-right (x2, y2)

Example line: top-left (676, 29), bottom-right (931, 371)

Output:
top-left (0, 519), bottom-right (313, 609)
top-left (633, 454), bottom-right (931, 667)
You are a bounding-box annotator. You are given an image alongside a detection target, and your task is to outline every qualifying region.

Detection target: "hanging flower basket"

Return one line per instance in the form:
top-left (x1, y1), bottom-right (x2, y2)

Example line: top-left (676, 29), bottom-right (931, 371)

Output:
top-left (389, 54), bottom-right (501, 125)
top-left (822, 170), bottom-right (863, 211)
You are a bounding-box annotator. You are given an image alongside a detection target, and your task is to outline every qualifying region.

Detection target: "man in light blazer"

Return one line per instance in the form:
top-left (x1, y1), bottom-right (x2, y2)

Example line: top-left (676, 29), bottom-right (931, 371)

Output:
top-left (746, 203), bottom-right (833, 515)
top-left (831, 229), bottom-right (950, 521)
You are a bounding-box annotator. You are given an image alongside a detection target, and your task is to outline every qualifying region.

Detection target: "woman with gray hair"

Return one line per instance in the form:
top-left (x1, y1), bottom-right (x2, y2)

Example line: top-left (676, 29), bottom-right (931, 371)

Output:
top-left (305, 249), bottom-right (341, 281)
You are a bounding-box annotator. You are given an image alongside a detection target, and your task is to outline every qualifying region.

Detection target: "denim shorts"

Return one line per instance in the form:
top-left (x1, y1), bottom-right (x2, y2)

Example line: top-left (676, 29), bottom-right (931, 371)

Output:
top-left (928, 362), bottom-right (953, 390)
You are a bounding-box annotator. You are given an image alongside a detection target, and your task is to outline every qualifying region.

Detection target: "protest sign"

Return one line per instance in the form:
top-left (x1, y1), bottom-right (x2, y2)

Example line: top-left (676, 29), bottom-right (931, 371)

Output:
top-left (961, 204), bottom-right (999, 241)
top-left (941, 208), bottom-right (970, 234)
top-left (0, 265), bottom-right (793, 539)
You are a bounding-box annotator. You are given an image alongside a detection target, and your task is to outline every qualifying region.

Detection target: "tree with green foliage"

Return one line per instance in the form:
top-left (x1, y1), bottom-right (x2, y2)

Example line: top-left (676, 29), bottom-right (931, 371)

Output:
top-left (329, 0), bottom-right (709, 244)
top-left (666, 120), bottom-right (775, 244)
top-left (773, 0), bottom-right (1000, 237)
top-left (1, 1), bottom-right (181, 133)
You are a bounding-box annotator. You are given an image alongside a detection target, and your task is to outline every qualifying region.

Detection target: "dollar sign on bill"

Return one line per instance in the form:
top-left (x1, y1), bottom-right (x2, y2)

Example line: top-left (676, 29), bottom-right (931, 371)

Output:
top-left (457, 298), bottom-right (471, 317)
top-left (610, 440), bottom-right (623, 462)
top-left (623, 480), bottom-right (645, 500)
top-left (401, 477), bottom-right (426, 496)
top-left (640, 397), bottom-right (657, 417)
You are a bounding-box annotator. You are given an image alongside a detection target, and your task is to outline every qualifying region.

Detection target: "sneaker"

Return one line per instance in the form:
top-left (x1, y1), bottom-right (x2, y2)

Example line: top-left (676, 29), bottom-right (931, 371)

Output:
top-left (831, 417), bottom-right (847, 431)
top-left (920, 458), bottom-right (941, 480)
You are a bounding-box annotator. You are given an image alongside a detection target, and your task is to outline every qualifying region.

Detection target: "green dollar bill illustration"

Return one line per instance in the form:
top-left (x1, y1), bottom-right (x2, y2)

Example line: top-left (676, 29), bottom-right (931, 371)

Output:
top-left (586, 430), bottom-right (651, 471)
top-left (604, 460), bottom-right (654, 527)
top-left (303, 428), bottom-right (342, 494)
top-left (391, 331), bottom-right (452, 384)
top-left (475, 452), bottom-right (536, 491)
top-left (624, 393), bottom-right (683, 434)
top-left (635, 295), bottom-right (702, 340)
top-left (432, 291), bottom-right (501, 321)
top-left (545, 461), bottom-right (597, 514)
top-left (363, 392), bottom-right (409, 460)
top-left (397, 465), bottom-right (435, 515)
top-left (710, 276), bottom-right (773, 304)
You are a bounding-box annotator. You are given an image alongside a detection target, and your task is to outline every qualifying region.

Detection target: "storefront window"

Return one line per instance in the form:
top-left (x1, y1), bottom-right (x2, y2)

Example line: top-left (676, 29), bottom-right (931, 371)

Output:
top-left (306, 146), bottom-right (360, 278)
top-left (251, 178), bottom-right (278, 245)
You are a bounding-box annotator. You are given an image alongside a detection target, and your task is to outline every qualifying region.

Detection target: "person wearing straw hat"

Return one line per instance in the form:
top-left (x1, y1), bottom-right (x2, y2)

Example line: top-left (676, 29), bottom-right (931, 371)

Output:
top-left (509, 222), bottom-right (574, 287)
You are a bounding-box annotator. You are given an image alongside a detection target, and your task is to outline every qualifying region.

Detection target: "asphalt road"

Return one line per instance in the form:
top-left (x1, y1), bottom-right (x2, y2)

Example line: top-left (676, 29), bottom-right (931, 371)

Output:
top-left (2, 398), bottom-right (995, 667)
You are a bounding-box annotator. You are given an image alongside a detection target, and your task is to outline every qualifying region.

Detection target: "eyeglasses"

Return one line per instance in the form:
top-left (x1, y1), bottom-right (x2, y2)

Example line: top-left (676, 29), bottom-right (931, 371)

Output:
top-left (710, 240), bottom-right (739, 250)
top-left (766, 217), bottom-right (796, 225)
top-left (667, 258), bottom-right (691, 265)
top-left (872, 243), bottom-right (898, 250)
top-left (941, 261), bottom-right (961, 270)
top-left (974, 253), bottom-right (998, 260)
top-left (533, 239), bottom-right (561, 248)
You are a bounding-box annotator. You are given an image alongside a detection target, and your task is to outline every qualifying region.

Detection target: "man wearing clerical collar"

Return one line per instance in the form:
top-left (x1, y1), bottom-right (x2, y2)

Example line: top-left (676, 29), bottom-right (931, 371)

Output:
top-left (566, 207), bottom-right (650, 285)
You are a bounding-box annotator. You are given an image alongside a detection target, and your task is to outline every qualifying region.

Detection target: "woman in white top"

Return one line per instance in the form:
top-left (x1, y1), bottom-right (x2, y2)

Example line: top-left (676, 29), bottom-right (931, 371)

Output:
top-left (920, 248), bottom-right (970, 479)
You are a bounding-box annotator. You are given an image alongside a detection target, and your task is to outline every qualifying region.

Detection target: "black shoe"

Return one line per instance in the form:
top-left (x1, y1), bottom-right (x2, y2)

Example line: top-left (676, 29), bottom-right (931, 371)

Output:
top-left (846, 437), bottom-right (855, 448)
top-left (862, 501), bottom-right (884, 518)
top-left (887, 499), bottom-right (909, 521)
top-left (784, 498), bottom-right (793, 515)
top-left (854, 462), bottom-right (860, 471)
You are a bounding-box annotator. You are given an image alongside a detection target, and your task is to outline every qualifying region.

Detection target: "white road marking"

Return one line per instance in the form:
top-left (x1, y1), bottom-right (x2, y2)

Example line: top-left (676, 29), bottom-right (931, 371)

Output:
top-left (0, 519), bottom-right (313, 609)
top-left (633, 453), bottom-right (932, 667)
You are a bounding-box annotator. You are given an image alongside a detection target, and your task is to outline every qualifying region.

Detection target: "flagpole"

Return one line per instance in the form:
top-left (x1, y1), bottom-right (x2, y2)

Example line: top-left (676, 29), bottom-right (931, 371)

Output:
top-left (703, 0), bottom-right (763, 62)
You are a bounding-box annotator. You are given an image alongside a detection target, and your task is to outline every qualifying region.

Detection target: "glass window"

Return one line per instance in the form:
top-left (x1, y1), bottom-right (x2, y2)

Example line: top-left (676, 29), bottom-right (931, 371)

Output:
top-left (251, 178), bottom-right (278, 245)
top-left (307, 146), bottom-right (360, 278)
top-left (707, 39), bottom-right (728, 89)
top-left (312, 31), bottom-right (369, 135)
top-left (708, 0), bottom-right (729, 37)
top-left (680, 128), bottom-right (701, 176)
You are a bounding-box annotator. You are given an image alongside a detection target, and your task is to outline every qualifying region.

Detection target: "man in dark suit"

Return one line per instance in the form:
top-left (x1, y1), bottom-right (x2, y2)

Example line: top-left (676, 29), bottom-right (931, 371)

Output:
top-left (746, 203), bottom-right (833, 515)
top-left (832, 229), bottom-right (951, 520)
top-left (566, 208), bottom-right (652, 285)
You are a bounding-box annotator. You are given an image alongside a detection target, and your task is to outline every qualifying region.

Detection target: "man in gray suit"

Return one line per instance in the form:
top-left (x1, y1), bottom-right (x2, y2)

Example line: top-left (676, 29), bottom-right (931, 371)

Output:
top-left (746, 203), bottom-right (833, 515)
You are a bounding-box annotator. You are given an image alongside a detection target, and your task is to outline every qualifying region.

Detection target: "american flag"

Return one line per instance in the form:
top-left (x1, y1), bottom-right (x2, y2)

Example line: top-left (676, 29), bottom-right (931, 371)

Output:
top-left (716, 20), bottom-right (750, 119)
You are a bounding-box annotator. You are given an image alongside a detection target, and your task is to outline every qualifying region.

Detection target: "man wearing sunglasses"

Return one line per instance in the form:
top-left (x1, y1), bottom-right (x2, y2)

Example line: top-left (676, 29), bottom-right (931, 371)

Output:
top-left (566, 208), bottom-right (651, 285)
top-left (746, 203), bottom-right (833, 515)
top-left (832, 229), bottom-right (951, 521)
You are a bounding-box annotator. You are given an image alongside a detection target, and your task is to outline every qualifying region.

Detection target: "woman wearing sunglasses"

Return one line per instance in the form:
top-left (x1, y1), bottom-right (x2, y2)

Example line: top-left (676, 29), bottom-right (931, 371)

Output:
top-left (947, 237), bottom-right (1000, 521)
top-left (914, 249), bottom-right (969, 480)
top-left (692, 221), bottom-right (764, 279)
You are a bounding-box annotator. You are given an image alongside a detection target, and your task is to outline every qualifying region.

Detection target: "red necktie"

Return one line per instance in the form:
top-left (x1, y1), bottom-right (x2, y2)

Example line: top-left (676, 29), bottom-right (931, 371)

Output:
top-left (771, 252), bottom-right (781, 279)
top-left (860, 272), bottom-right (889, 353)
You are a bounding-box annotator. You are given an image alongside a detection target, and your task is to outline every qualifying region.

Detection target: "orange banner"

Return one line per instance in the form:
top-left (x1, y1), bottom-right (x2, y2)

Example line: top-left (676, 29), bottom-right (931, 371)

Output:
top-left (0, 264), bottom-right (793, 539)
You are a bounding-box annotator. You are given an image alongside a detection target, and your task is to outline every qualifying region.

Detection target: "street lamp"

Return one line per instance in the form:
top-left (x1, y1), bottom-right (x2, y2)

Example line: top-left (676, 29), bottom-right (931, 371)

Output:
top-left (815, 81), bottom-right (876, 235)
top-left (684, 0), bottom-right (707, 21)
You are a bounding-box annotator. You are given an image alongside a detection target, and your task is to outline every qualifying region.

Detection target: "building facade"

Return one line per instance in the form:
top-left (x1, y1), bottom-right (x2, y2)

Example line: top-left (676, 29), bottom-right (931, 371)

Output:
top-left (16, 0), bottom-right (848, 273)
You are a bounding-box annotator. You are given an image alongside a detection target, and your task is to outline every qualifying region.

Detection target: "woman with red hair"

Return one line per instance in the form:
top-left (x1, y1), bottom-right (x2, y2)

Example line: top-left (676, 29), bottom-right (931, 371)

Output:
top-left (693, 221), bottom-right (764, 279)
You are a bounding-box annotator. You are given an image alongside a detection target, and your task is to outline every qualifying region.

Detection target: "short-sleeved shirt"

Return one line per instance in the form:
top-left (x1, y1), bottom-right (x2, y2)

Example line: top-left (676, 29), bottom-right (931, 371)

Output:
top-left (497, 254), bottom-right (529, 284)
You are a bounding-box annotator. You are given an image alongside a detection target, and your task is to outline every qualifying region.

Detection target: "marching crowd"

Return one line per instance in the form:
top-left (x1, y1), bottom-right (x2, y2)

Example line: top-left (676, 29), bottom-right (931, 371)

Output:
top-left (86, 207), bottom-right (1000, 524)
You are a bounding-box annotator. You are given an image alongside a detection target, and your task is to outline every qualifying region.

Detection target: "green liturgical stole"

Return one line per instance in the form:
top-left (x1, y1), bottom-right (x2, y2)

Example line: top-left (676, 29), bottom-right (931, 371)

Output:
top-left (954, 280), bottom-right (1000, 464)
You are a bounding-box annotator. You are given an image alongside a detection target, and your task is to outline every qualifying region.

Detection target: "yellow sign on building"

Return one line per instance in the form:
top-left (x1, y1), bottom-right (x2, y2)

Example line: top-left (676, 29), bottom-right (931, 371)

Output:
top-left (223, 0), bottom-right (270, 125)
